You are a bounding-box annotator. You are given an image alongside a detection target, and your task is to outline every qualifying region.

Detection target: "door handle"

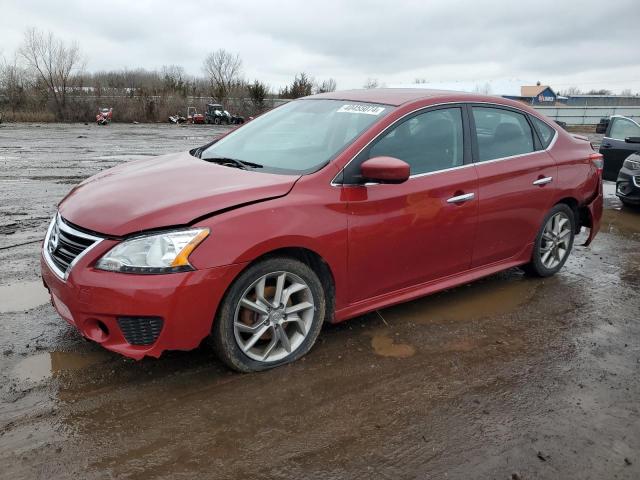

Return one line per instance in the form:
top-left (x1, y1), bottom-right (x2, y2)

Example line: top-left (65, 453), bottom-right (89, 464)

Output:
top-left (533, 176), bottom-right (553, 186)
top-left (446, 192), bottom-right (475, 204)
top-left (601, 143), bottom-right (612, 148)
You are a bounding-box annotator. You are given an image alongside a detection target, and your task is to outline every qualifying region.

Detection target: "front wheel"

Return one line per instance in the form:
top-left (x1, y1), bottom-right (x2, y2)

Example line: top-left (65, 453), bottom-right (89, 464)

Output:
top-left (210, 257), bottom-right (326, 372)
top-left (523, 204), bottom-right (575, 277)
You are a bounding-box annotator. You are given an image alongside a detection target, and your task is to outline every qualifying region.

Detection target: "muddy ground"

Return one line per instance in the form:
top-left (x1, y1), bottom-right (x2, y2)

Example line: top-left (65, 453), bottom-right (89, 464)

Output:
top-left (0, 123), bottom-right (638, 479)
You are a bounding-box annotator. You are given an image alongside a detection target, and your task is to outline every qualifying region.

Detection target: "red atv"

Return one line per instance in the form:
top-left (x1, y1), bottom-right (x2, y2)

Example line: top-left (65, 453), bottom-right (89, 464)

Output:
top-left (96, 107), bottom-right (113, 125)
top-left (187, 107), bottom-right (205, 124)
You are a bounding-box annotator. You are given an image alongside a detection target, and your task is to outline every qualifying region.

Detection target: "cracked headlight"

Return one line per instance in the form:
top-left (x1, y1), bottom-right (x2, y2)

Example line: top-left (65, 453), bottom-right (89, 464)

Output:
top-left (95, 228), bottom-right (209, 274)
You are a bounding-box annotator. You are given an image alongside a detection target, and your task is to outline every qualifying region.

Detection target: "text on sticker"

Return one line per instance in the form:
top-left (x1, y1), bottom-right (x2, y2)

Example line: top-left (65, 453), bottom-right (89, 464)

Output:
top-left (336, 104), bottom-right (385, 115)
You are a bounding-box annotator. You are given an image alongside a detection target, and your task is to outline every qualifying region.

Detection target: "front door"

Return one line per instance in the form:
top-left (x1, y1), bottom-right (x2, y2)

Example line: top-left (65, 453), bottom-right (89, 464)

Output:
top-left (342, 106), bottom-right (479, 303)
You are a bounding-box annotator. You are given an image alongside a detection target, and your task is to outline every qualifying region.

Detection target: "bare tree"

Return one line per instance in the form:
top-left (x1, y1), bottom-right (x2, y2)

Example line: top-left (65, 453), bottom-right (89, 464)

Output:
top-left (0, 54), bottom-right (30, 115)
top-left (202, 49), bottom-right (242, 103)
top-left (315, 78), bottom-right (337, 94)
top-left (473, 82), bottom-right (492, 94)
top-left (363, 78), bottom-right (379, 89)
top-left (586, 88), bottom-right (611, 95)
top-left (559, 86), bottom-right (582, 96)
top-left (161, 64), bottom-right (187, 96)
top-left (18, 28), bottom-right (83, 120)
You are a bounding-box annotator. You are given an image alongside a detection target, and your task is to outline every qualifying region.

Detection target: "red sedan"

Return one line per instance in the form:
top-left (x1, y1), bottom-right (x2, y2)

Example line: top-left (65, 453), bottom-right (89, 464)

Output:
top-left (41, 89), bottom-right (603, 372)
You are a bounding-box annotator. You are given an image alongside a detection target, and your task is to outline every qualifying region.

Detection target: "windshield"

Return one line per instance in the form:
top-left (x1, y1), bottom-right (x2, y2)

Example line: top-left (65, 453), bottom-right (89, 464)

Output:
top-left (201, 99), bottom-right (390, 174)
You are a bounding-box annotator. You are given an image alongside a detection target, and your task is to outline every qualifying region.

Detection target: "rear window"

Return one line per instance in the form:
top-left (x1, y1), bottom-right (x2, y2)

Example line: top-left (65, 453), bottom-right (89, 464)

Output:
top-left (472, 107), bottom-right (535, 162)
top-left (530, 116), bottom-right (556, 148)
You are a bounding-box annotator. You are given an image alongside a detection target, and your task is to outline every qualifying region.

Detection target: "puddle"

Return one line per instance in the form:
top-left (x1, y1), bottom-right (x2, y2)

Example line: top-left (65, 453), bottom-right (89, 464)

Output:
top-left (388, 276), bottom-right (540, 326)
top-left (370, 332), bottom-right (416, 358)
top-left (12, 351), bottom-right (110, 383)
top-left (0, 280), bottom-right (50, 313)
top-left (601, 208), bottom-right (640, 241)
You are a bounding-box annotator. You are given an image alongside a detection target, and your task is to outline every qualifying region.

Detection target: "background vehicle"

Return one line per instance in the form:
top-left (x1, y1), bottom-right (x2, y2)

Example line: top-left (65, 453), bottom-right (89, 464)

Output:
top-left (596, 117), bottom-right (609, 134)
top-left (205, 103), bottom-right (244, 125)
top-left (616, 151), bottom-right (640, 206)
top-left (168, 113), bottom-right (186, 124)
top-left (96, 107), bottom-right (112, 125)
top-left (599, 115), bottom-right (640, 180)
top-left (187, 106), bottom-right (205, 124)
top-left (41, 90), bottom-right (602, 372)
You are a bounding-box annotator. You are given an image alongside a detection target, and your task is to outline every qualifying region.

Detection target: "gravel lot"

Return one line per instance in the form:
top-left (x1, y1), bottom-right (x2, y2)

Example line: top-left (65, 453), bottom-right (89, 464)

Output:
top-left (0, 123), bottom-right (639, 479)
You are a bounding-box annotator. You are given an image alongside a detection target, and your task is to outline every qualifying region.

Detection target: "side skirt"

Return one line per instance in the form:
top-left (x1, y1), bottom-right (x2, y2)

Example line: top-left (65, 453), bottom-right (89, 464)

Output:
top-left (333, 243), bottom-right (534, 323)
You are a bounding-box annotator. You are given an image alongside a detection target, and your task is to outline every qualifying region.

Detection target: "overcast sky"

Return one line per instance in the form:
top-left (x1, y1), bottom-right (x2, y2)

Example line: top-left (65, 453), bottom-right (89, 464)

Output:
top-left (1, 0), bottom-right (639, 93)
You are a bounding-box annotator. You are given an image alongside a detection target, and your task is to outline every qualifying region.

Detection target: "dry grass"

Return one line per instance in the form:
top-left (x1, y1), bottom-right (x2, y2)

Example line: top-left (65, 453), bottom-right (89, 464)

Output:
top-left (1, 95), bottom-right (264, 123)
top-left (1, 111), bottom-right (57, 122)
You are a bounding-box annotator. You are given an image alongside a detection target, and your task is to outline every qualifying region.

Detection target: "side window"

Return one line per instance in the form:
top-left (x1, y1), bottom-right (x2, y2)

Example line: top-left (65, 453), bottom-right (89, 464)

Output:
top-left (530, 116), bottom-right (556, 148)
top-left (609, 117), bottom-right (640, 140)
top-left (368, 108), bottom-right (464, 175)
top-left (472, 107), bottom-right (535, 161)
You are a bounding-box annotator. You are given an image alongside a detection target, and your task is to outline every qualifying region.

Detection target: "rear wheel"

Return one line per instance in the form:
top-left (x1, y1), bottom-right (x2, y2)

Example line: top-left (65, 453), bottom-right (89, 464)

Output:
top-left (210, 257), bottom-right (326, 372)
top-left (523, 204), bottom-right (575, 277)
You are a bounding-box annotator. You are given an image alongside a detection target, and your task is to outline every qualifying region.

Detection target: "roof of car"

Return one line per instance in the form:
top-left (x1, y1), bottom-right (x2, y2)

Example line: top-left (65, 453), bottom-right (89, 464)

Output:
top-left (309, 88), bottom-right (478, 106)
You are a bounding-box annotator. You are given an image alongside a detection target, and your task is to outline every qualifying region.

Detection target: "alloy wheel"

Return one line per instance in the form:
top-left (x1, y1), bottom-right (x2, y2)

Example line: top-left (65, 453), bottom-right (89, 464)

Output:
top-left (233, 271), bottom-right (315, 363)
top-left (540, 211), bottom-right (572, 269)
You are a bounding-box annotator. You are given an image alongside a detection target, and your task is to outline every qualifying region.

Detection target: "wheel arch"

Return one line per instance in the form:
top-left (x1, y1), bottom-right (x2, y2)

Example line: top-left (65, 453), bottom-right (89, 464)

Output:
top-left (219, 245), bottom-right (337, 324)
top-left (554, 196), bottom-right (585, 232)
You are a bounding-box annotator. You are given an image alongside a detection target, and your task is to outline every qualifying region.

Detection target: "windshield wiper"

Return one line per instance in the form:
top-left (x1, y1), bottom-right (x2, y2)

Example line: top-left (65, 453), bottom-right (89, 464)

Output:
top-left (204, 157), bottom-right (263, 170)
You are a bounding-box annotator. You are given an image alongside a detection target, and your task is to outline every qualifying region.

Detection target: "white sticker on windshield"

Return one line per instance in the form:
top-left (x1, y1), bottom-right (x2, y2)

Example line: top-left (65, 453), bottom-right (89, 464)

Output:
top-left (336, 104), bottom-right (386, 115)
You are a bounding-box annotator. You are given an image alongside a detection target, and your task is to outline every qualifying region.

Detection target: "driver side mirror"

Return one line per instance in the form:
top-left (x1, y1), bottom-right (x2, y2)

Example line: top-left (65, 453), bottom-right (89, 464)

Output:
top-left (360, 156), bottom-right (410, 184)
top-left (625, 137), bottom-right (640, 144)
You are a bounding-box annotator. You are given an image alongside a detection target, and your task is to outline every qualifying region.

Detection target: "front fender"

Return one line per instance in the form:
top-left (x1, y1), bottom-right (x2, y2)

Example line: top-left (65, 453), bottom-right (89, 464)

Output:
top-left (188, 188), bottom-right (349, 309)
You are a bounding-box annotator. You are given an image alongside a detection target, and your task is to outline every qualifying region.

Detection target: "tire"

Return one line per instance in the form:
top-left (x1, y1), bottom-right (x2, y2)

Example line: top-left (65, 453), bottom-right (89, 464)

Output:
top-left (213, 117), bottom-right (221, 125)
top-left (523, 204), bottom-right (575, 277)
top-left (210, 256), bottom-right (326, 372)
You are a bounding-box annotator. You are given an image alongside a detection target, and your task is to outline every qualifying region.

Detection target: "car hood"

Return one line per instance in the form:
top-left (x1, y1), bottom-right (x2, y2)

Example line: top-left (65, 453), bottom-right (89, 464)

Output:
top-left (59, 151), bottom-right (300, 236)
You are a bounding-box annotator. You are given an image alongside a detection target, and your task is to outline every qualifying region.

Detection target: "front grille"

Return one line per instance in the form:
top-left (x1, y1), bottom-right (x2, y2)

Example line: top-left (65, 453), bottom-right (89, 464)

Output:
top-left (117, 316), bottom-right (164, 346)
top-left (45, 214), bottom-right (103, 279)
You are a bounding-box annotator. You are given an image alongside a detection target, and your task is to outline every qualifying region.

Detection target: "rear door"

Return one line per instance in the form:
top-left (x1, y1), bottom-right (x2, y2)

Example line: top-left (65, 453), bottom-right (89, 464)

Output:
top-left (600, 116), bottom-right (640, 181)
top-left (342, 105), bottom-right (478, 303)
top-left (470, 105), bottom-right (558, 267)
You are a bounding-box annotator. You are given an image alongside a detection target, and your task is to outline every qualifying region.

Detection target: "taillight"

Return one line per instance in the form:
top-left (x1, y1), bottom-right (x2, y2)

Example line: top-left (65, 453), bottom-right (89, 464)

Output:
top-left (589, 153), bottom-right (603, 173)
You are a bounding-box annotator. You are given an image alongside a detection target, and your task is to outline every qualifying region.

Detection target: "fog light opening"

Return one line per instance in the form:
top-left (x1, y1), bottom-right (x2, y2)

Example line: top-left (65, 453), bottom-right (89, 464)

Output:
top-left (84, 319), bottom-right (110, 343)
top-left (97, 321), bottom-right (109, 337)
